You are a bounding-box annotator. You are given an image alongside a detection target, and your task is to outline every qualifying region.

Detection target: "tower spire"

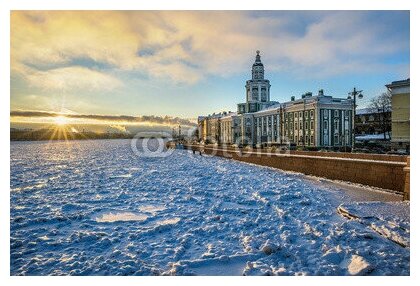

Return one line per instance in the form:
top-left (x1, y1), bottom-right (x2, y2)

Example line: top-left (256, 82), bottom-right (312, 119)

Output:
top-left (255, 50), bottom-right (261, 63)
top-left (252, 50), bottom-right (264, 80)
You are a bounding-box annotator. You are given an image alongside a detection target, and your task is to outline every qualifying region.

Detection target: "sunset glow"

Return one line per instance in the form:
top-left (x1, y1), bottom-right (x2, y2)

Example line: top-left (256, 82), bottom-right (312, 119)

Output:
top-left (10, 10), bottom-right (409, 133)
top-left (53, 116), bottom-right (68, 126)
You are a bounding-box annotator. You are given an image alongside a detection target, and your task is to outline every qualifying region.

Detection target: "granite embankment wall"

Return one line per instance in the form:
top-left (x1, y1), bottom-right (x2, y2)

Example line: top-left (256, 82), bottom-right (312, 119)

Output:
top-left (184, 145), bottom-right (409, 195)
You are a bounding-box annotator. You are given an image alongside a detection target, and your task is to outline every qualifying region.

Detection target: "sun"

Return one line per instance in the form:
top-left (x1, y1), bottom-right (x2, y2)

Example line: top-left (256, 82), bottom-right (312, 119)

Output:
top-left (54, 116), bottom-right (68, 126)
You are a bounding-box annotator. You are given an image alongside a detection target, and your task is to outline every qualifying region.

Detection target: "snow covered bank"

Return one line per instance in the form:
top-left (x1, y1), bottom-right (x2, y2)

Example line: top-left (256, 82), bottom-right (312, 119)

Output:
top-left (338, 201), bottom-right (409, 248)
top-left (10, 140), bottom-right (409, 275)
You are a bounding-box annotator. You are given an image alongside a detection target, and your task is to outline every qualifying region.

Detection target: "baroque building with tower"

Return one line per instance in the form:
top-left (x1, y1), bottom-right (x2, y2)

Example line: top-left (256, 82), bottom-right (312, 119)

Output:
top-left (198, 51), bottom-right (354, 148)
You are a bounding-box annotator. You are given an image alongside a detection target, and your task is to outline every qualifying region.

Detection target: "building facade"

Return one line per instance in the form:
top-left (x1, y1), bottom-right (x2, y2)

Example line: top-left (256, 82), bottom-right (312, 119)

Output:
top-left (198, 113), bottom-right (224, 144)
top-left (198, 51), bottom-right (354, 148)
top-left (355, 108), bottom-right (391, 139)
top-left (386, 79), bottom-right (410, 152)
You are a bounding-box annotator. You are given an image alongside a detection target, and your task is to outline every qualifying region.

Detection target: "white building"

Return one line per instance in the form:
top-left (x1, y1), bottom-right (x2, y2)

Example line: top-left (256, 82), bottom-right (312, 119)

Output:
top-left (199, 51), bottom-right (354, 148)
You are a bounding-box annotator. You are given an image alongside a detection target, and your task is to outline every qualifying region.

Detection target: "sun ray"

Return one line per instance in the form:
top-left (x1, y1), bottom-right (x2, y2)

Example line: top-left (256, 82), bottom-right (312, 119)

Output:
top-left (48, 126), bottom-right (59, 142)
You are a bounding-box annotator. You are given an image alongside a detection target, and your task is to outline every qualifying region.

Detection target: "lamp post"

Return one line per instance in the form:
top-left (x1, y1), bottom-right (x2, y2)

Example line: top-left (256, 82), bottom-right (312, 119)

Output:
top-left (377, 107), bottom-right (387, 141)
top-left (302, 97), bottom-right (306, 148)
top-left (348, 87), bottom-right (363, 151)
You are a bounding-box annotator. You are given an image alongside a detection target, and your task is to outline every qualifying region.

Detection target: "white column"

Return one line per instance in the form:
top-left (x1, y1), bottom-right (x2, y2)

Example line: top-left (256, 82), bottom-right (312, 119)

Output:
top-left (328, 110), bottom-right (332, 146)
top-left (342, 110), bottom-right (345, 145)
top-left (273, 115), bottom-right (275, 140)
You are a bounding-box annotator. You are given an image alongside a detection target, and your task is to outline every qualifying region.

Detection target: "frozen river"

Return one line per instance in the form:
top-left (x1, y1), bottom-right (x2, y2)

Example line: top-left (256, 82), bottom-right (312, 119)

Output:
top-left (10, 139), bottom-right (409, 275)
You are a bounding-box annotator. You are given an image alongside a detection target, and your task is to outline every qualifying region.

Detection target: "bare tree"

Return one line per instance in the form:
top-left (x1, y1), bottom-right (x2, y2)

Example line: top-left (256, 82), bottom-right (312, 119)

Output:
top-left (369, 91), bottom-right (392, 140)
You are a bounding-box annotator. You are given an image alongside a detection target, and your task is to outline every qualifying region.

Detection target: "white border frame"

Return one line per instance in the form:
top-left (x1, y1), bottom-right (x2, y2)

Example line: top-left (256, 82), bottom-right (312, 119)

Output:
top-left (2, 1), bottom-right (417, 285)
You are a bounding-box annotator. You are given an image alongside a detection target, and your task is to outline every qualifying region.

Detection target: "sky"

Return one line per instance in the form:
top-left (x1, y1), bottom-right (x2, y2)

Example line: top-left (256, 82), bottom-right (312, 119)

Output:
top-left (10, 10), bottom-right (410, 131)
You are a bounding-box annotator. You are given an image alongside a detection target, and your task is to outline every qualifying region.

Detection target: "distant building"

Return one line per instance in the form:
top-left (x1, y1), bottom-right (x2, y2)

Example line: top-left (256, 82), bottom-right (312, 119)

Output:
top-left (198, 51), bottom-right (354, 148)
top-left (197, 116), bottom-right (206, 141)
top-left (198, 112), bottom-right (225, 144)
top-left (355, 108), bottom-right (391, 138)
top-left (386, 79), bottom-right (410, 152)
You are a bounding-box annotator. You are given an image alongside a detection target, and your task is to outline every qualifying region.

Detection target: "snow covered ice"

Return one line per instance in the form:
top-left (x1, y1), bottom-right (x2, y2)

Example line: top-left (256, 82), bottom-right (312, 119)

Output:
top-left (10, 140), bottom-right (409, 275)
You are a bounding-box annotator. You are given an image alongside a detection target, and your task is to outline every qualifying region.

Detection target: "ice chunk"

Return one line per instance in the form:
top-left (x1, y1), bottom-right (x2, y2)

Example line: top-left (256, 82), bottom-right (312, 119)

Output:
top-left (347, 255), bottom-right (372, 275)
top-left (95, 212), bottom-right (147, 223)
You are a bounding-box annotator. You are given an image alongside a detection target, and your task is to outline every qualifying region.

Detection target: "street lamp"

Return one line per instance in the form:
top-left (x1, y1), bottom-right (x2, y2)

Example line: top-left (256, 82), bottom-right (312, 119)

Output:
top-left (377, 107), bottom-right (387, 141)
top-left (348, 87), bottom-right (363, 151)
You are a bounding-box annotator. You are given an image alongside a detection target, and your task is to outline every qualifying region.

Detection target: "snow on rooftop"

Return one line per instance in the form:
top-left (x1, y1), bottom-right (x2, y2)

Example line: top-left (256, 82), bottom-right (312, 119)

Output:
top-left (253, 103), bottom-right (281, 114)
top-left (355, 133), bottom-right (390, 141)
top-left (220, 112), bottom-right (237, 119)
top-left (356, 108), bottom-right (378, 115)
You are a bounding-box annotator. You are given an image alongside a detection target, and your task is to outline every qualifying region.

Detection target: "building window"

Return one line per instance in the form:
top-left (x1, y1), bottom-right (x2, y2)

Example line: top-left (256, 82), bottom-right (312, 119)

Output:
top-left (295, 122), bottom-right (298, 130)
top-left (334, 120), bottom-right (339, 132)
top-left (310, 121), bottom-right (314, 129)
top-left (305, 135), bottom-right (308, 144)
top-left (305, 121), bottom-right (308, 130)
top-left (345, 110), bottom-right (349, 117)
top-left (299, 122), bottom-right (303, 129)
top-left (310, 110), bottom-right (314, 118)
top-left (334, 135), bottom-right (339, 144)
top-left (299, 111), bottom-right (302, 118)
top-left (323, 120), bottom-right (328, 130)
top-left (334, 110), bottom-right (339, 117)
top-left (310, 135), bottom-right (314, 144)
top-left (295, 113), bottom-right (298, 118)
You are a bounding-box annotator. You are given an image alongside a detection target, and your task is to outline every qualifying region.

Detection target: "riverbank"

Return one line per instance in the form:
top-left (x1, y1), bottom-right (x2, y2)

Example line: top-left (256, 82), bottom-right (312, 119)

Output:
top-left (183, 144), bottom-right (409, 196)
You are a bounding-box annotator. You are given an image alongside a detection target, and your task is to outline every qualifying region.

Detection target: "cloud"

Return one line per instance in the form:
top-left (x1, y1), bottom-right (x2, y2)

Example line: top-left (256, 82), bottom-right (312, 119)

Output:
top-left (11, 11), bottom-right (409, 86)
top-left (20, 65), bottom-right (122, 91)
top-left (10, 110), bottom-right (196, 127)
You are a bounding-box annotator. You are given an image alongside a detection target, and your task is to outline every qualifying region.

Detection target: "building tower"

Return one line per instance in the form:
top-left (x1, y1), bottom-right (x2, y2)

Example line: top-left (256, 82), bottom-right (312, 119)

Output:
top-left (251, 50), bottom-right (265, 81)
top-left (238, 50), bottom-right (273, 114)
